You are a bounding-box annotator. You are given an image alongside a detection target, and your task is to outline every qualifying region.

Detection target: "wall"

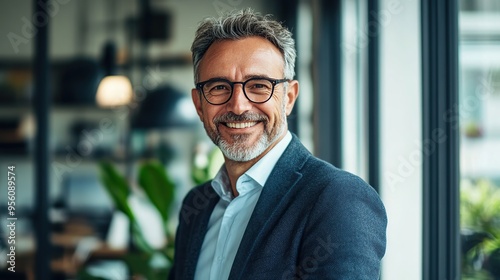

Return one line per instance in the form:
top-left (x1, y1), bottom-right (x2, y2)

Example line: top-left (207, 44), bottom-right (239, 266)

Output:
top-left (380, 0), bottom-right (422, 279)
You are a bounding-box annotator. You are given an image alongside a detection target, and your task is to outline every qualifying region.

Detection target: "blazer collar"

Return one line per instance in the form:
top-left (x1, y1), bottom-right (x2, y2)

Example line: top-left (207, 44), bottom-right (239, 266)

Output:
top-left (228, 133), bottom-right (311, 279)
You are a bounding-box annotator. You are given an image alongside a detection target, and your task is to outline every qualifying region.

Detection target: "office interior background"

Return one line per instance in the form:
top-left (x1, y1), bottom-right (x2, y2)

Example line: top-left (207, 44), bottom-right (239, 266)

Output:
top-left (0, 0), bottom-right (499, 279)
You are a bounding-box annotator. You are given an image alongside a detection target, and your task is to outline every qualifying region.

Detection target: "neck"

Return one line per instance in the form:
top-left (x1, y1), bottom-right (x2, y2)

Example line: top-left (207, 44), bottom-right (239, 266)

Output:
top-left (223, 131), bottom-right (287, 197)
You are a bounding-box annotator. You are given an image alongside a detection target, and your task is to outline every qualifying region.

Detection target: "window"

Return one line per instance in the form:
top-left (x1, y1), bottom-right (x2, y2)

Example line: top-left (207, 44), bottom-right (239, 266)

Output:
top-left (459, 2), bottom-right (500, 279)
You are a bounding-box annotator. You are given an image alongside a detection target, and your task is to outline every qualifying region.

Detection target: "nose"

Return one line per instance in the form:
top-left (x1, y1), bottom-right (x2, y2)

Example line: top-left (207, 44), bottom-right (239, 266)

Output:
top-left (226, 84), bottom-right (252, 114)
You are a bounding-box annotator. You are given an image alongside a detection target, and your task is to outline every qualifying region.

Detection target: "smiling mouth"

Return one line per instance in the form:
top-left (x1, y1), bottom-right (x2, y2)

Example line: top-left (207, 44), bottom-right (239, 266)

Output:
top-left (224, 122), bottom-right (258, 129)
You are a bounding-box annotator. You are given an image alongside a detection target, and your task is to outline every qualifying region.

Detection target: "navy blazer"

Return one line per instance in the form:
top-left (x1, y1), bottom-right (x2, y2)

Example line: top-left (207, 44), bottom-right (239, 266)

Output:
top-left (169, 134), bottom-right (387, 280)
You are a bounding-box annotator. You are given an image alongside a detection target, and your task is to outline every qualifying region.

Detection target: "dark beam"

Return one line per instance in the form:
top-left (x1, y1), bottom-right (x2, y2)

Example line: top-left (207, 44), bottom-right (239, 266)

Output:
top-left (274, 0), bottom-right (300, 135)
top-left (314, 0), bottom-right (342, 167)
top-left (421, 0), bottom-right (460, 279)
top-left (367, 0), bottom-right (380, 192)
top-left (34, 0), bottom-right (52, 279)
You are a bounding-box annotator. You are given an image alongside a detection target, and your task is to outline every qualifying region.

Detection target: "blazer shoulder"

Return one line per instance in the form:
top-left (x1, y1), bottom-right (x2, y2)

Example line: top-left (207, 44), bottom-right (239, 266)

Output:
top-left (303, 156), bottom-right (375, 193)
top-left (280, 134), bottom-right (380, 199)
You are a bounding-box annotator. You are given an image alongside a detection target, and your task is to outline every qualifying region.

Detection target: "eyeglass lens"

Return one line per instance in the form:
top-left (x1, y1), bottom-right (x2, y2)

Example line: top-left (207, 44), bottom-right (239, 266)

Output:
top-left (202, 79), bottom-right (274, 104)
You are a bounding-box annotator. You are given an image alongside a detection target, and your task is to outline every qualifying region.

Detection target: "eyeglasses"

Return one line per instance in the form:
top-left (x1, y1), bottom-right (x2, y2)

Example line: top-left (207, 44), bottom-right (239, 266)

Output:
top-left (196, 77), bottom-right (288, 105)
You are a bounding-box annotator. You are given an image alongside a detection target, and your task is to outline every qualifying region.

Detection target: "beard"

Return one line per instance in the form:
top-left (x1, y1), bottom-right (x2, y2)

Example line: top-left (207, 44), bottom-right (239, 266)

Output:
top-left (204, 102), bottom-right (287, 162)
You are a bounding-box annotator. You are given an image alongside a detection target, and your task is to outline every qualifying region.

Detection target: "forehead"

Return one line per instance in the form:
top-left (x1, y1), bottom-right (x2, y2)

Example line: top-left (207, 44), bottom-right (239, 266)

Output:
top-left (198, 36), bottom-right (285, 80)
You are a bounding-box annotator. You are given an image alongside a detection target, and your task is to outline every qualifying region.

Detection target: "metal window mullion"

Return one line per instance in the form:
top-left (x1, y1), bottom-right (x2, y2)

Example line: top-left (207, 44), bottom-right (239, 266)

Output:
top-left (34, 0), bottom-right (52, 279)
top-left (367, 0), bottom-right (380, 192)
top-left (314, 0), bottom-right (343, 167)
top-left (421, 0), bottom-right (460, 279)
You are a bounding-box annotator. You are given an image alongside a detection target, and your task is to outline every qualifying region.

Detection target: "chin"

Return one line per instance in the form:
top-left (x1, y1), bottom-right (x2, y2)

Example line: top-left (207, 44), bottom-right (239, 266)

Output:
top-left (218, 137), bottom-right (268, 162)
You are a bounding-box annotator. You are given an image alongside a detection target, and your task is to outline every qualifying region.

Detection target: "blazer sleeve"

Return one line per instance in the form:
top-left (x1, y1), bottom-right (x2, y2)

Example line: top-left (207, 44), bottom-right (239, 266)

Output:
top-left (297, 174), bottom-right (387, 280)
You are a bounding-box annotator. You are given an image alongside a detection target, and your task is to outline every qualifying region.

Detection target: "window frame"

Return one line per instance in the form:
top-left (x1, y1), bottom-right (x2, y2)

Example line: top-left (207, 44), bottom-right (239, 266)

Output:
top-left (421, 0), bottom-right (461, 279)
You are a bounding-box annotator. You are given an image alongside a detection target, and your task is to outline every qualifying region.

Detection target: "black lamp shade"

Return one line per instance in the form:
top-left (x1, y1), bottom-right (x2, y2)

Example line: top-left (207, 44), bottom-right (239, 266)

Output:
top-left (59, 58), bottom-right (103, 104)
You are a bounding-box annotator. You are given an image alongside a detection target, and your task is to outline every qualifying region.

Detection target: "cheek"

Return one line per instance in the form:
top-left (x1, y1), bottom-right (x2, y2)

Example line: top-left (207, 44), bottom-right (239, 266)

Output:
top-left (203, 107), bottom-right (221, 126)
top-left (265, 106), bottom-right (283, 126)
top-left (268, 96), bottom-right (285, 117)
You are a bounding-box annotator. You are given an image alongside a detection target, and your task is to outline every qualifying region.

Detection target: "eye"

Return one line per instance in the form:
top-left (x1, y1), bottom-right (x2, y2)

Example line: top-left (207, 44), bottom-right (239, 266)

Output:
top-left (246, 80), bottom-right (272, 92)
top-left (253, 83), bottom-right (267, 89)
top-left (204, 81), bottom-right (231, 93)
top-left (213, 84), bottom-right (228, 90)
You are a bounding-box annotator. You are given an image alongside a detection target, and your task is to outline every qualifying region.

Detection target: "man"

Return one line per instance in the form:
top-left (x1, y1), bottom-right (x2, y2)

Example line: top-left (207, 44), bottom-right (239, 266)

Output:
top-left (170, 9), bottom-right (387, 280)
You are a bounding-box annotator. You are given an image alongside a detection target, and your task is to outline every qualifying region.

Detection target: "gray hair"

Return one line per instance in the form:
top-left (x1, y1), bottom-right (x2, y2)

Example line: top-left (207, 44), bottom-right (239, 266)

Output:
top-left (191, 9), bottom-right (296, 83)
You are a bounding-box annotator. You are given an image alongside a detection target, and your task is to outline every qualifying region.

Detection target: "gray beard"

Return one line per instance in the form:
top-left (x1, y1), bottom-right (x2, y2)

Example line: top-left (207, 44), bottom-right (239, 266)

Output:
top-left (205, 101), bottom-right (287, 162)
top-left (218, 127), bottom-right (275, 162)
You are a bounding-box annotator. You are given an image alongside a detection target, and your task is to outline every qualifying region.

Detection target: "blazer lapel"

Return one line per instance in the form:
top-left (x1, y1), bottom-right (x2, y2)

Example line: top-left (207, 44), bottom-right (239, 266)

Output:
top-left (183, 183), bottom-right (220, 280)
top-left (228, 135), bottom-right (311, 279)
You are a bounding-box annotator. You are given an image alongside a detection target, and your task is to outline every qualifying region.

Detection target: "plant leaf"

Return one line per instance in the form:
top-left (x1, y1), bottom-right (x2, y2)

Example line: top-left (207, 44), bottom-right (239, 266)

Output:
top-left (98, 161), bottom-right (136, 223)
top-left (131, 222), bottom-right (155, 254)
top-left (138, 160), bottom-right (175, 226)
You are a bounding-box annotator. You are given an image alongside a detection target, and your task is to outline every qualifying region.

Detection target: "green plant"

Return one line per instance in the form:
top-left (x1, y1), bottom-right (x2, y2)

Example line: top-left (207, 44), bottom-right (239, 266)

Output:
top-left (191, 144), bottom-right (224, 185)
top-left (80, 160), bottom-right (176, 280)
top-left (461, 179), bottom-right (500, 279)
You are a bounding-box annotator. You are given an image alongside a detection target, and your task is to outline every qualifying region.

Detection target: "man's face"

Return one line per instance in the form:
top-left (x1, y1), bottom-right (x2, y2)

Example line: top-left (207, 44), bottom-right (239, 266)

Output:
top-left (192, 36), bottom-right (299, 162)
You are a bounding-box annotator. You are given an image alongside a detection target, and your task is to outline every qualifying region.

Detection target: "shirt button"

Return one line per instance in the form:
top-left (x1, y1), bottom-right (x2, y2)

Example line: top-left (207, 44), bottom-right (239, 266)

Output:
top-left (217, 256), bottom-right (223, 262)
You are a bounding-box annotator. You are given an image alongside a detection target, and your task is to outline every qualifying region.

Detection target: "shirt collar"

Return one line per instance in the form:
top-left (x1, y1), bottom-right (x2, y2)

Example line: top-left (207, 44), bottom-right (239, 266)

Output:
top-left (246, 131), bottom-right (292, 187)
top-left (211, 165), bottom-right (232, 201)
top-left (211, 131), bottom-right (292, 201)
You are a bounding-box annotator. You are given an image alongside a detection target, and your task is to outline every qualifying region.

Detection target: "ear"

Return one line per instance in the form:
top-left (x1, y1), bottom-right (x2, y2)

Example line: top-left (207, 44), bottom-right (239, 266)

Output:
top-left (191, 88), bottom-right (204, 121)
top-left (284, 80), bottom-right (299, 116)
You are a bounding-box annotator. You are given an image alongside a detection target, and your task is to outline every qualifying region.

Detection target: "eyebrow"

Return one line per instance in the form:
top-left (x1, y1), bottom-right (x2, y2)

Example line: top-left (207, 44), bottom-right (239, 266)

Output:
top-left (203, 74), bottom-right (275, 81)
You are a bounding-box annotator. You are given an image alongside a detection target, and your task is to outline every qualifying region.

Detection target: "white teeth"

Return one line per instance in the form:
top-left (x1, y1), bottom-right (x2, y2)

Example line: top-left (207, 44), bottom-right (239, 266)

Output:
top-left (226, 122), bottom-right (257, 129)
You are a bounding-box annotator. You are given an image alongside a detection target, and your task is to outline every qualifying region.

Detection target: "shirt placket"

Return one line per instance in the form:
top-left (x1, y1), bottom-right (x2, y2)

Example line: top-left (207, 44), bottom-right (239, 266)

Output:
top-left (210, 193), bottom-right (243, 279)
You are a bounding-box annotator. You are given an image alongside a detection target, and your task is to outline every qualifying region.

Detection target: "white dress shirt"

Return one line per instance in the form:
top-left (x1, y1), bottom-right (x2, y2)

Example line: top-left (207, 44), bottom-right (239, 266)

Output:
top-left (194, 131), bottom-right (292, 280)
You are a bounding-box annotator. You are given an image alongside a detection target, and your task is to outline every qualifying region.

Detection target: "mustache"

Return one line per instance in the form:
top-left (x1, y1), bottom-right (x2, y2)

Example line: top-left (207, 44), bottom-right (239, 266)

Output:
top-left (214, 112), bottom-right (268, 124)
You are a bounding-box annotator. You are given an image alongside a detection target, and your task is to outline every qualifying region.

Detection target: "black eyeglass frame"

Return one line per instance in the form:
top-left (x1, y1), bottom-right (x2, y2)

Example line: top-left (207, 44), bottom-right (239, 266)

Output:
top-left (195, 77), bottom-right (289, 105)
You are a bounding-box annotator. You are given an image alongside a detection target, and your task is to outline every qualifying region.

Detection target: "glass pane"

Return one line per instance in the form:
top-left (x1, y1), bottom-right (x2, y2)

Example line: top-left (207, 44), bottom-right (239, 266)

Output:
top-left (459, 1), bottom-right (500, 279)
top-left (341, 0), bottom-right (368, 179)
top-left (378, 0), bottom-right (422, 279)
top-left (296, 0), bottom-right (314, 151)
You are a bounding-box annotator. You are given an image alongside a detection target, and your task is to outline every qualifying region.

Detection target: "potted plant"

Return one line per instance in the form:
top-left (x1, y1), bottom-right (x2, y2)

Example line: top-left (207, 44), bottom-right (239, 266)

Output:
top-left (461, 179), bottom-right (500, 280)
